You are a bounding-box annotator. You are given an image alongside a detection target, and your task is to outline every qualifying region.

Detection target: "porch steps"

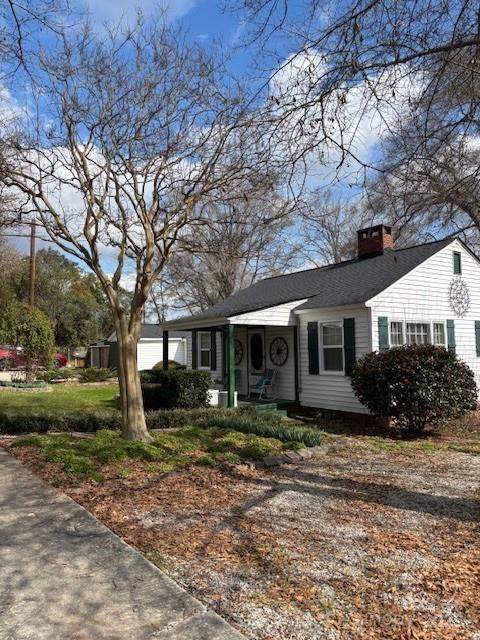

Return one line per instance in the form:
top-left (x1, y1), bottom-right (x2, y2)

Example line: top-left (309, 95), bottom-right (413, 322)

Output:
top-left (247, 402), bottom-right (288, 418)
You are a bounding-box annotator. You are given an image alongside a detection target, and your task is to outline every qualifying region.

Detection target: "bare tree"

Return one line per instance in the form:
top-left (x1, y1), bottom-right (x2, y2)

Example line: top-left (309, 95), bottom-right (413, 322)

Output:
top-left (228, 0), bottom-right (480, 237)
top-left (0, 17), bottom-right (281, 441)
top-left (150, 185), bottom-right (300, 316)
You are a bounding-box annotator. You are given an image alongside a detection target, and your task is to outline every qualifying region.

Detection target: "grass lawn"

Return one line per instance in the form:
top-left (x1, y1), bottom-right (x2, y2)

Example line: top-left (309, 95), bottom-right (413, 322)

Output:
top-left (0, 383), bottom-right (119, 416)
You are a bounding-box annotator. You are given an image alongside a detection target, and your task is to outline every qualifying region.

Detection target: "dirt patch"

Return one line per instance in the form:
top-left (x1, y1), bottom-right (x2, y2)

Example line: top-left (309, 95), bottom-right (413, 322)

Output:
top-left (2, 437), bottom-right (479, 640)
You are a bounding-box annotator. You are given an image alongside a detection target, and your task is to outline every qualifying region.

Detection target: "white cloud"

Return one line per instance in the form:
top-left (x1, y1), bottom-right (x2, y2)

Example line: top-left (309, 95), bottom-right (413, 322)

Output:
top-left (268, 51), bottom-right (422, 187)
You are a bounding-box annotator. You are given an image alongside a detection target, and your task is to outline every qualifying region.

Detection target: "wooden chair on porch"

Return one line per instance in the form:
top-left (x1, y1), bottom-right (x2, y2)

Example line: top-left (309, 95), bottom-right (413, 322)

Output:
top-left (248, 368), bottom-right (276, 400)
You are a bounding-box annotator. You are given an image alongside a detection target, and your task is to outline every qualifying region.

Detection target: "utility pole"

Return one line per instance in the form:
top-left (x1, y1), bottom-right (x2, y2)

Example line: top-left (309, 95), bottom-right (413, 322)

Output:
top-left (28, 218), bottom-right (36, 306)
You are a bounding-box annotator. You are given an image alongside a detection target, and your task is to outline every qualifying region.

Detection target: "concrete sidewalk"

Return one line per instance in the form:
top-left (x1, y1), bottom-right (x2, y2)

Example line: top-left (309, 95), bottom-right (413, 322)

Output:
top-left (0, 448), bottom-right (245, 640)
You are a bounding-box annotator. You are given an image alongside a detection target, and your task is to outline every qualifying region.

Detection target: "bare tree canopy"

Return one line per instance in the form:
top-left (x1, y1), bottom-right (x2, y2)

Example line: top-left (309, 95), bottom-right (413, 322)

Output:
top-left (149, 185), bottom-right (300, 318)
top-left (228, 0), bottom-right (480, 239)
top-left (0, 15), bottom-right (286, 440)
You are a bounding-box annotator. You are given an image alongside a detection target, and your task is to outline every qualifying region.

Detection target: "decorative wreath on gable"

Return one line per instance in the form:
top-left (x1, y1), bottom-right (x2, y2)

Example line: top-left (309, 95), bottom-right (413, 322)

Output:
top-left (448, 278), bottom-right (470, 317)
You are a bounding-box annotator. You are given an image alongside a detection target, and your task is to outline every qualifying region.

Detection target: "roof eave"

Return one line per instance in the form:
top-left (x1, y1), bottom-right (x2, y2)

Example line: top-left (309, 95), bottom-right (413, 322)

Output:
top-left (160, 316), bottom-right (230, 331)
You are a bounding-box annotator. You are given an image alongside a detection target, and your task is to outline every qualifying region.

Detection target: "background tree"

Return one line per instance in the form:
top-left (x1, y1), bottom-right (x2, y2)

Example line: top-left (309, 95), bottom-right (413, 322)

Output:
top-left (8, 248), bottom-right (125, 349)
top-left (0, 17), bottom-right (284, 441)
top-left (150, 186), bottom-right (299, 316)
top-left (229, 0), bottom-right (480, 242)
top-left (0, 301), bottom-right (53, 379)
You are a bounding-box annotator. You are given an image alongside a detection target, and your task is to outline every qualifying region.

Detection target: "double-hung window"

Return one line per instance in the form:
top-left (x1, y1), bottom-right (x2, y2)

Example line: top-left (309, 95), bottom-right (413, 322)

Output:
top-left (322, 323), bottom-right (344, 372)
top-left (199, 332), bottom-right (211, 368)
top-left (432, 322), bottom-right (446, 347)
top-left (390, 321), bottom-right (404, 347)
top-left (406, 323), bottom-right (430, 345)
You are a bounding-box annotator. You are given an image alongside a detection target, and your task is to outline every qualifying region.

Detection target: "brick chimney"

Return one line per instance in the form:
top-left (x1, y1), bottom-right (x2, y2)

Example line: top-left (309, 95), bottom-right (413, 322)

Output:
top-left (357, 224), bottom-right (394, 259)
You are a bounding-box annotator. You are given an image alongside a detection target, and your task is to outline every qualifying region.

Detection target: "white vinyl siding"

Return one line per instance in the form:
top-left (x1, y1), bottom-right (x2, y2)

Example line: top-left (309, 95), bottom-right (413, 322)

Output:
top-left (369, 239), bottom-right (480, 389)
top-left (229, 299), bottom-right (308, 326)
top-left (136, 338), bottom-right (186, 370)
top-left (298, 305), bottom-right (369, 413)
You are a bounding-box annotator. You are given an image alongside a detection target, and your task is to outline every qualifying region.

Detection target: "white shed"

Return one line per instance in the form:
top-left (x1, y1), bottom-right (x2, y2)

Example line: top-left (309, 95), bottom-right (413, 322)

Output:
top-left (103, 325), bottom-right (187, 370)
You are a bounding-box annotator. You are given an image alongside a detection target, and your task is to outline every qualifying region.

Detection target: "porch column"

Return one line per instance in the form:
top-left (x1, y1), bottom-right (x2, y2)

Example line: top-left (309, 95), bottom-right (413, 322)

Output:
top-left (162, 331), bottom-right (169, 370)
top-left (226, 324), bottom-right (235, 407)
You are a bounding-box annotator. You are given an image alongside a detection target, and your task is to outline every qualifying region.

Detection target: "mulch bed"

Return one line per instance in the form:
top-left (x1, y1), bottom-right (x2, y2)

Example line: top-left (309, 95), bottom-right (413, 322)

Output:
top-left (2, 437), bottom-right (479, 640)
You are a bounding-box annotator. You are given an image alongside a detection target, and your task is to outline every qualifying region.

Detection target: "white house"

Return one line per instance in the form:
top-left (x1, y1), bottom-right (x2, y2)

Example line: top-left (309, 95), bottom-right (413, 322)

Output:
top-left (160, 225), bottom-right (480, 418)
top-left (90, 324), bottom-right (187, 370)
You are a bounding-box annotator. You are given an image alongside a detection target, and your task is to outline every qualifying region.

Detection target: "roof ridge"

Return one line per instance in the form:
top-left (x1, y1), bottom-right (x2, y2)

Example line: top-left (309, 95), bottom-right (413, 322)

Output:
top-left (256, 236), bottom-right (452, 284)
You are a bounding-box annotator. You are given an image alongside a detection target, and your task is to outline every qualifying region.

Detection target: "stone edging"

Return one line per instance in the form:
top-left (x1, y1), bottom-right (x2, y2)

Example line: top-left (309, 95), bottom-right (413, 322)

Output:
top-left (262, 446), bottom-right (322, 467)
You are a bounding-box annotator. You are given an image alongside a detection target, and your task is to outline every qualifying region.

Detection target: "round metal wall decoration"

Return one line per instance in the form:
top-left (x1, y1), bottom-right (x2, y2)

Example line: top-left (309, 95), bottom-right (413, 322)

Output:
top-left (448, 278), bottom-right (470, 317)
top-left (234, 339), bottom-right (243, 365)
top-left (269, 337), bottom-right (289, 366)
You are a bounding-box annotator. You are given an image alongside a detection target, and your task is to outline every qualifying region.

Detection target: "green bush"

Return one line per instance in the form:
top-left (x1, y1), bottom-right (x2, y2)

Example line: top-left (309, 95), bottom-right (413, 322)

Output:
top-left (141, 369), bottom-right (211, 410)
top-left (196, 416), bottom-right (323, 447)
top-left (351, 344), bottom-right (478, 434)
top-left (37, 368), bottom-right (79, 383)
top-left (152, 360), bottom-right (186, 370)
top-left (79, 367), bottom-right (116, 383)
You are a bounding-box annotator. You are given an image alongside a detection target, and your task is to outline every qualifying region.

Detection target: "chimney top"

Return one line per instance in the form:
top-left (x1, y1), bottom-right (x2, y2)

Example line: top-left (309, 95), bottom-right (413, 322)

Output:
top-left (357, 224), bottom-right (394, 259)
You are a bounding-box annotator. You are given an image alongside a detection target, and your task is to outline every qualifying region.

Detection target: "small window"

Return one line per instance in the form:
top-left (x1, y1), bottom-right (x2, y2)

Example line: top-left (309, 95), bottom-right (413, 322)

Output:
top-left (433, 322), bottom-right (446, 346)
top-left (406, 323), bottom-right (430, 345)
top-left (453, 251), bottom-right (462, 275)
top-left (199, 332), bottom-right (211, 368)
top-left (390, 322), bottom-right (404, 346)
top-left (322, 323), bottom-right (344, 371)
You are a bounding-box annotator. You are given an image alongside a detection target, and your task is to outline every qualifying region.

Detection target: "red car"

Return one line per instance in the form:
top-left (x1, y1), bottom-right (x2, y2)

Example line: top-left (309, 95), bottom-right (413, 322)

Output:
top-left (0, 345), bottom-right (67, 371)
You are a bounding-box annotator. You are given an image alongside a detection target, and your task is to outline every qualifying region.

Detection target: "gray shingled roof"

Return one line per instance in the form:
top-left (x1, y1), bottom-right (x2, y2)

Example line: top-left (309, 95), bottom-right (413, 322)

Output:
top-left (162, 238), bottom-right (455, 326)
top-left (107, 325), bottom-right (187, 341)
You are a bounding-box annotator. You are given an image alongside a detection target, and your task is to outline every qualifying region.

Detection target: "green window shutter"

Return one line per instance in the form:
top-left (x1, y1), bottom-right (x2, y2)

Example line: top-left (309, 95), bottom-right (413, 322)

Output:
top-left (475, 321), bottom-right (480, 357)
top-left (343, 318), bottom-right (356, 376)
top-left (191, 331), bottom-right (198, 369)
top-left (307, 322), bottom-right (319, 375)
top-left (210, 330), bottom-right (217, 371)
top-left (378, 316), bottom-right (389, 352)
top-left (453, 251), bottom-right (462, 275)
top-left (446, 319), bottom-right (456, 353)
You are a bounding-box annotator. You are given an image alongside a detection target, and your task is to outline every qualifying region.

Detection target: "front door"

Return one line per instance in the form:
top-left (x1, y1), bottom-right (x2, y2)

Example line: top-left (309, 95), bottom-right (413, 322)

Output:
top-left (248, 328), bottom-right (265, 390)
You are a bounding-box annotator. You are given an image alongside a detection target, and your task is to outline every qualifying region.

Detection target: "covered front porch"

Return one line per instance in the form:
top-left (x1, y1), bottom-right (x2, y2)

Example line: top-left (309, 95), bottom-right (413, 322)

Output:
top-left (161, 320), bottom-right (299, 408)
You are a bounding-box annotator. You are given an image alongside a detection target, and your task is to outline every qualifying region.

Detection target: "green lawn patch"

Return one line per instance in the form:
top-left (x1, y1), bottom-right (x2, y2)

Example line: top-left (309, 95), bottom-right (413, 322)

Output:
top-left (12, 426), bottom-right (298, 481)
top-left (0, 383), bottom-right (119, 418)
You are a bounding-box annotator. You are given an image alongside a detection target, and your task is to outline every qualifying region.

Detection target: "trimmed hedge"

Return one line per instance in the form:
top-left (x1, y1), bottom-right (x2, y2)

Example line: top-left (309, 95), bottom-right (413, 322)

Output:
top-left (0, 406), bottom-right (295, 435)
top-left (0, 412), bottom-right (120, 435)
top-left (141, 369), bottom-right (211, 410)
top-left (351, 344), bottom-right (478, 433)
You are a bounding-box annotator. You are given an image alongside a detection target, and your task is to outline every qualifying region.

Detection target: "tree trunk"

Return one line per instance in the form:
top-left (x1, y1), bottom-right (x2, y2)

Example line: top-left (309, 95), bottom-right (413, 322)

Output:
top-left (115, 323), bottom-right (153, 442)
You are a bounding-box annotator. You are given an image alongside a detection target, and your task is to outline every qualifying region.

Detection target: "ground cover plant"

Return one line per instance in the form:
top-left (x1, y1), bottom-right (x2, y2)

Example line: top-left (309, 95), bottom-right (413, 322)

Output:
top-left (10, 427), bottom-right (300, 482)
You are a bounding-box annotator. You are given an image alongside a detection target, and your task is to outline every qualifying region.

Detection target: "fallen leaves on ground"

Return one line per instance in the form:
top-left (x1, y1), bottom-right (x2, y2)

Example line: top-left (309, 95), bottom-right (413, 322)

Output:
top-left (2, 436), bottom-right (479, 640)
